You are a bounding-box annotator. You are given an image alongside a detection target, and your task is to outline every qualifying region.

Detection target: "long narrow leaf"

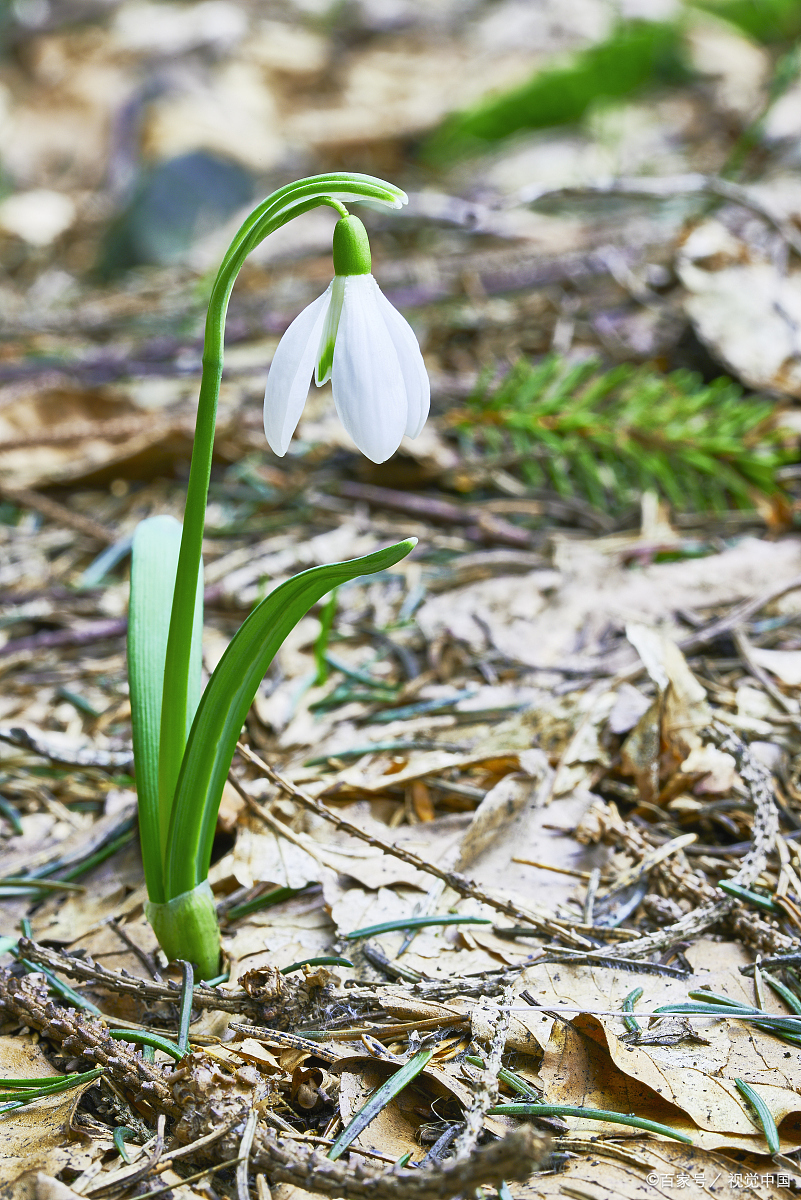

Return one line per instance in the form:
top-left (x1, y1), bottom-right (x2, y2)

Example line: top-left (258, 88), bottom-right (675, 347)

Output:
top-left (164, 539), bottom-right (415, 898)
top-left (128, 516), bottom-right (203, 902)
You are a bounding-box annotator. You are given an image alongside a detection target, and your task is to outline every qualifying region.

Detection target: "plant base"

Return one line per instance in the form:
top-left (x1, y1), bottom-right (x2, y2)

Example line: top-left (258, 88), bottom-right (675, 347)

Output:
top-left (146, 881), bottom-right (220, 981)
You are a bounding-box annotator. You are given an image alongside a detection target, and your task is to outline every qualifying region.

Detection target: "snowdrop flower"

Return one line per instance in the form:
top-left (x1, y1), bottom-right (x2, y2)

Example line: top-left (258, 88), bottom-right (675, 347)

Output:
top-left (264, 213), bottom-right (429, 463)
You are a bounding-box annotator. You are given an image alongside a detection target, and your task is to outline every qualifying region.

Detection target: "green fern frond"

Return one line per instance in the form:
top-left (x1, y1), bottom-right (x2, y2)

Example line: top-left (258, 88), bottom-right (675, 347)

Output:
top-left (460, 356), bottom-right (793, 515)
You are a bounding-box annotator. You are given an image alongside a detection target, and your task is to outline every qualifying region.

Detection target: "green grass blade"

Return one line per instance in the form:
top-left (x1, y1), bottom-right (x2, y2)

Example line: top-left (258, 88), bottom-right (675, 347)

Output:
top-left (0, 1068), bottom-right (103, 1106)
top-left (280, 956), bottom-right (354, 974)
top-left (164, 539), bottom-right (416, 899)
top-left (113, 1127), bottom-right (137, 1164)
top-left (762, 971), bottom-right (801, 1015)
top-left (621, 986), bottom-right (644, 1033)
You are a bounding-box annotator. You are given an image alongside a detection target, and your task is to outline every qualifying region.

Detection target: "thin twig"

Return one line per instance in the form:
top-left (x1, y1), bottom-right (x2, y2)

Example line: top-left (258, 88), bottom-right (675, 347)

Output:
top-left (453, 983), bottom-right (512, 1161)
top-left (237, 1108), bottom-right (259, 1200)
top-left (570, 723), bottom-right (779, 964)
top-left (0, 618), bottom-right (129, 659)
top-left (235, 742), bottom-right (592, 949)
top-left (733, 628), bottom-right (799, 716)
top-left (510, 174), bottom-right (801, 259)
top-left (0, 482), bottom-right (116, 544)
top-left (106, 919), bottom-right (161, 980)
top-left (17, 938), bottom-right (263, 1017)
top-left (136, 1155), bottom-right (244, 1200)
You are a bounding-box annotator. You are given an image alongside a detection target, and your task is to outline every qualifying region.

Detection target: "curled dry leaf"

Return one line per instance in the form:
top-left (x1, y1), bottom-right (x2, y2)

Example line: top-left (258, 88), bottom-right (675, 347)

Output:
top-left (678, 219), bottom-right (801, 398)
top-left (453, 773), bottom-right (533, 871)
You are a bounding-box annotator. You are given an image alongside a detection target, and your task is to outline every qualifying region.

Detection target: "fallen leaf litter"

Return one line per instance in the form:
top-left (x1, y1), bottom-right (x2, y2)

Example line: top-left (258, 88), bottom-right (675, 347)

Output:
top-left (4, 3), bottom-right (801, 1198)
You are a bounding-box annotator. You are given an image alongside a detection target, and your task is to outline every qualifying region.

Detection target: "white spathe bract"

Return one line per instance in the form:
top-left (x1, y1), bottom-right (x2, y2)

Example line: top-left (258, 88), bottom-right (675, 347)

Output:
top-left (264, 274), bottom-right (429, 464)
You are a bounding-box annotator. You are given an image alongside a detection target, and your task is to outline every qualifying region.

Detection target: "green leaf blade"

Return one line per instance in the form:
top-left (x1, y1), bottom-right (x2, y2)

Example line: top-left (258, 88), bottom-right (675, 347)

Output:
top-left (128, 516), bottom-right (203, 902)
top-left (163, 539), bottom-right (416, 899)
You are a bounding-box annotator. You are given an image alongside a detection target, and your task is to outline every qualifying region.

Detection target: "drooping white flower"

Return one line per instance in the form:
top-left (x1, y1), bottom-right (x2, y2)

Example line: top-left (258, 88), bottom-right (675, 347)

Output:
top-left (263, 214), bottom-right (429, 463)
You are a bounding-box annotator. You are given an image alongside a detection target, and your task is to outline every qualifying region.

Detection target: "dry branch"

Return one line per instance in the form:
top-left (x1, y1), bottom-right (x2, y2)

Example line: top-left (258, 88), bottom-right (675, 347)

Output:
top-left (0, 970), bottom-right (547, 1199)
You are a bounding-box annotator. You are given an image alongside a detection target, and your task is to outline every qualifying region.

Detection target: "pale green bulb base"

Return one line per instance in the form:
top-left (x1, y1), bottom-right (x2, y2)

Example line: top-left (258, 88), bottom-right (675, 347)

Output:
top-left (145, 881), bottom-right (221, 981)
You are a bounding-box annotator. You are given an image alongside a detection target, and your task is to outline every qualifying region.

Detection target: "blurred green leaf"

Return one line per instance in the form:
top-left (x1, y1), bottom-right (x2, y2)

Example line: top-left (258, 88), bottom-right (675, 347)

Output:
top-left (422, 21), bottom-right (688, 162)
top-left (693, 0), bottom-right (801, 42)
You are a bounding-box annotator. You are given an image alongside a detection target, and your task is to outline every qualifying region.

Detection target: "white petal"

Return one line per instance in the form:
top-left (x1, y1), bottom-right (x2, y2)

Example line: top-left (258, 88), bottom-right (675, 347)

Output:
top-left (331, 276), bottom-right (408, 463)
top-left (372, 282), bottom-right (430, 438)
top-left (263, 285), bottom-right (331, 456)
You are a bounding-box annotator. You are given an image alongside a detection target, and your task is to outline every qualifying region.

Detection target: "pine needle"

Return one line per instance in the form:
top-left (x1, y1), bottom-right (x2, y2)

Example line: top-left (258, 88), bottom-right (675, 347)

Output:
top-left (459, 356), bottom-right (792, 516)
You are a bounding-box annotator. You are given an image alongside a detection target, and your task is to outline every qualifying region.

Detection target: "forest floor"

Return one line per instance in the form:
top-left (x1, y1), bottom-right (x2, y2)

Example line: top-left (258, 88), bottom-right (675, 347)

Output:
top-left (3, 2), bottom-right (801, 1198)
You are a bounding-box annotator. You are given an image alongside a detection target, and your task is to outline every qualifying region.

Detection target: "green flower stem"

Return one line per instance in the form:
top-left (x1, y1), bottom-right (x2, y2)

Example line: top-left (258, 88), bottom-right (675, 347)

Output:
top-left (158, 173), bottom-right (405, 880)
